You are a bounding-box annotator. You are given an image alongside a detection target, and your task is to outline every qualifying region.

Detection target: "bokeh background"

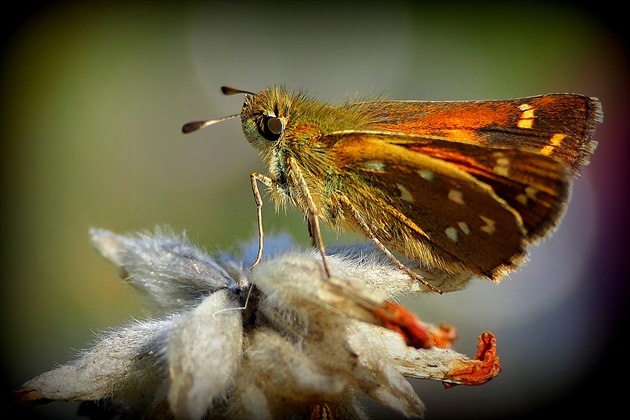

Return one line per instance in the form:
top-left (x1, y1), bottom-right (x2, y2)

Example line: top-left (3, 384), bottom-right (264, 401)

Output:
top-left (2, 2), bottom-right (628, 419)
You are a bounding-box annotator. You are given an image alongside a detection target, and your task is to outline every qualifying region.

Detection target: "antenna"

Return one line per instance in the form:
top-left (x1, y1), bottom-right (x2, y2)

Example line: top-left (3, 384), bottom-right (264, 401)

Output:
top-left (182, 86), bottom-right (254, 134)
top-left (181, 114), bottom-right (239, 134)
top-left (221, 86), bottom-right (255, 96)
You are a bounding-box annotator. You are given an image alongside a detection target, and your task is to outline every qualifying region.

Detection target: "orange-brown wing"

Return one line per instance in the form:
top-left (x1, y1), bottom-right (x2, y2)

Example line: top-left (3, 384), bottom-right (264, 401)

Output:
top-left (344, 94), bottom-right (601, 176)
top-left (325, 132), bottom-right (570, 280)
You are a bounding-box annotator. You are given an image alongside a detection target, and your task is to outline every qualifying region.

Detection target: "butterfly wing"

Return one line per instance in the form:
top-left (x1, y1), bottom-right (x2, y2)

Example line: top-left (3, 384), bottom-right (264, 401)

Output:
top-left (345, 94), bottom-right (601, 177)
top-left (323, 131), bottom-right (571, 281)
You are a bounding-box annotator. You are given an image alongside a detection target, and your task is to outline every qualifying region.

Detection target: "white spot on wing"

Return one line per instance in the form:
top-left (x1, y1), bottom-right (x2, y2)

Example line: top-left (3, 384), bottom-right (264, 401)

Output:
top-left (541, 133), bottom-right (566, 156)
top-left (525, 186), bottom-right (538, 200)
top-left (418, 169), bottom-right (435, 181)
top-left (479, 215), bottom-right (496, 235)
top-left (516, 186), bottom-right (539, 206)
top-left (445, 226), bottom-right (459, 243)
top-left (493, 152), bottom-right (510, 177)
top-left (396, 183), bottom-right (414, 202)
top-left (457, 221), bottom-right (471, 235)
top-left (517, 103), bottom-right (535, 129)
top-left (360, 161), bottom-right (386, 172)
top-left (448, 189), bottom-right (465, 205)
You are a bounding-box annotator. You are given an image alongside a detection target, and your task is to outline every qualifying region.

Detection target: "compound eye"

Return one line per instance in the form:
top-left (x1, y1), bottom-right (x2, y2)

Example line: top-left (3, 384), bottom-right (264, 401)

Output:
top-left (259, 115), bottom-right (284, 141)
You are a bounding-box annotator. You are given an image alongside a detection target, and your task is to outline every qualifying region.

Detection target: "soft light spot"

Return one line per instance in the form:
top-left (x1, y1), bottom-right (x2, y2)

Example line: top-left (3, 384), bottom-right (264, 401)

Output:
top-left (525, 186), bottom-right (539, 200)
top-left (517, 103), bottom-right (535, 129)
top-left (396, 183), bottom-right (414, 202)
top-left (492, 152), bottom-right (510, 177)
top-left (457, 221), bottom-right (471, 235)
top-left (494, 158), bottom-right (510, 177)
top-left (445, 226), bottom-right (459, 243)
top-left (479, 215), bottom-right (497, 235)
top-left (540, 133), bottom-right (566, 156)
top-left (360, 161), bottom-right (386, 172)
top-left (517, 185), bottom-right (539, 206)
top-left (418, 169), bottom-right (435, 181)
top-left (448, 189), bottom-right (465, 205)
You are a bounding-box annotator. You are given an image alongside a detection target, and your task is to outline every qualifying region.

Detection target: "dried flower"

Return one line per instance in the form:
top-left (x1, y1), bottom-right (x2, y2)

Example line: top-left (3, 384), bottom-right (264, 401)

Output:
top-left (13, 228), bottom-right (500, 419)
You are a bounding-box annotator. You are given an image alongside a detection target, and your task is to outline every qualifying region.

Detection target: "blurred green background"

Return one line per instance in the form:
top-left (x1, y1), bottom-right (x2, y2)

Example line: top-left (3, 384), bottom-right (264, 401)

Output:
top-left (2, 2), bottom-right (628, 419)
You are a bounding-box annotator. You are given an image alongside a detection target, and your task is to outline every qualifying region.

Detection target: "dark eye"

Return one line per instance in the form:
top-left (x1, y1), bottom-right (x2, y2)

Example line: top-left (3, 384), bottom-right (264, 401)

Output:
top-left (258, 115), bottom-right (284, 141)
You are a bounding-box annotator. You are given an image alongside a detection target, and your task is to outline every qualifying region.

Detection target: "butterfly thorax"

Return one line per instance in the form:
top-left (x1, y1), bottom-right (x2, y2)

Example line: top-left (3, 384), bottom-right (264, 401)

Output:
top-left (239, 86), bottom-right (382, 222)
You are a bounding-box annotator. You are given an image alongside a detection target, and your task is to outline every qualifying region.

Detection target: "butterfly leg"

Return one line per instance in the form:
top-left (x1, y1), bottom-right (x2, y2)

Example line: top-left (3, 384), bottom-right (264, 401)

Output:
top-left (287, 159), bottom-right (332, 278)
top-left (338, 195), bottom-right (443, 294)
top-left (250, 172), bottom-right (274, 270)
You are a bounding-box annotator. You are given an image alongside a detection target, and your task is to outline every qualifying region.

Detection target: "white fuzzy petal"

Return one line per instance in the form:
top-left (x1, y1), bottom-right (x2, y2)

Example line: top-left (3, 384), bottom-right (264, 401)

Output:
top-left (253, 252), bottom-right (425, 417)
top-left (23, 319), bottom-right (170, 405)
top-left (16, 229), bottom-right (496, 419)
top-left (344, 323), bottom-right (425, 418)
top-left (167, 289), bottom-right (243, 420)
top-left (90, 228), bottom-right (240, 311)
